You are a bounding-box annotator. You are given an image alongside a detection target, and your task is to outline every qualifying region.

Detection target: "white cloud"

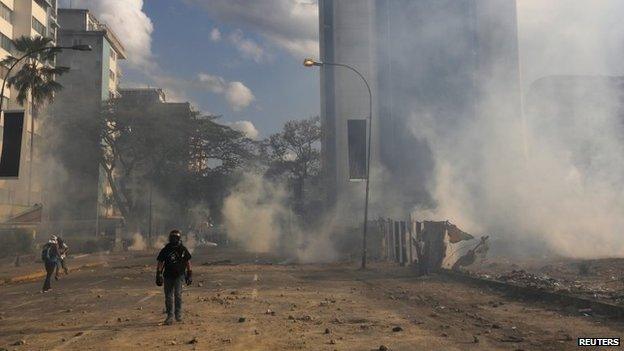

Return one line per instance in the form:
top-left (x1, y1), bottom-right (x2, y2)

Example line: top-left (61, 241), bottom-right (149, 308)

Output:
top-left (197, 73), bottom-right (255, 111)
top-left (228, 120), bottom-right (259, 139)
top-left (228, 29), bottom-right (266, 63)
top-left (61, 0), bottom-right (154, 69)
top-left (210, 28), bottom-right (222, 42)
top-left (185, 0), bottom-right (319, 58)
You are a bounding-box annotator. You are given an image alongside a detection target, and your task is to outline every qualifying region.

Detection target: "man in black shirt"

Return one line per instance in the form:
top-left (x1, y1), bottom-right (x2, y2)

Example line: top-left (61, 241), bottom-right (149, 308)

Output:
top-left (156, 229), bottom-right (192, 325)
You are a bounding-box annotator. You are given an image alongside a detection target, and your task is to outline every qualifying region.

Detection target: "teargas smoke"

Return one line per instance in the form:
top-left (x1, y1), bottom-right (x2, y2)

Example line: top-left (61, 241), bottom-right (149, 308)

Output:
top-left (408, 1), bottom-right (624, 258)
top-left (128, 233), bottom-right (147, 251)
top-left (222, 174), bottom-right (338, 263)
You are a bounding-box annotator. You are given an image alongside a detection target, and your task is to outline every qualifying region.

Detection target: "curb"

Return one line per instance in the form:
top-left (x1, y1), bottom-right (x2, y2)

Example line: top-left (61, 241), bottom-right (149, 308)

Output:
top-left (2, 262), bottom-right (105, 285)
top-left (440, 269), bottom-right (624, 320)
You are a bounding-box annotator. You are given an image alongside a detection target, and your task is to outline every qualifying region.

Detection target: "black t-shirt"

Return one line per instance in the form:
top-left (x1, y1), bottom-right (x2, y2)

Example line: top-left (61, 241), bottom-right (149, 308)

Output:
top-left (157, 243), bottom-right (192, 278)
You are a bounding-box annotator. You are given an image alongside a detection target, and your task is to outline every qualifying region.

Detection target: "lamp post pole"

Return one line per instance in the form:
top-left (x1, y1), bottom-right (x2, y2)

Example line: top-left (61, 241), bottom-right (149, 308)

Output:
top-left (0, 44), bottom-right (91, 204)
top-left (304, 58), bottom-right (373, 269)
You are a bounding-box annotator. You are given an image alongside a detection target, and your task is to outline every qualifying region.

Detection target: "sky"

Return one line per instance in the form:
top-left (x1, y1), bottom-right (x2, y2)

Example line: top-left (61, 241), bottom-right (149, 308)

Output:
top-left (59, 0), bottom-right (320, 139)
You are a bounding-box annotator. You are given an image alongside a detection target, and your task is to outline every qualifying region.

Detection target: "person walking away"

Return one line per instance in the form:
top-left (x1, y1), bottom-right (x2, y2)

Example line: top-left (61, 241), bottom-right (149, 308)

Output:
top-left (156, 229), bottom-right (192, 325)
top-left (55, 237), bottom-right (69, 280)
top-left (41, 235), bottom-right (60, 292)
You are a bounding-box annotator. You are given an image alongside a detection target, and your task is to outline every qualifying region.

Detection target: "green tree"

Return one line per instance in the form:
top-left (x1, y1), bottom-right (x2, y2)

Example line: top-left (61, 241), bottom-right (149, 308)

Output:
top-left (265, 116), bottom-right (321, 215)
top-left (1, 36), bottom-right (69, 204)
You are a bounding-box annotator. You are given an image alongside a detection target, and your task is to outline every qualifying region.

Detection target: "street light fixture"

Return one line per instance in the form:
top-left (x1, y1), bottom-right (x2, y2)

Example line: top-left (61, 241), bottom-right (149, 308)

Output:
top-left (303, 57), bottom-right (373, 269)
top-left (0, 44), bottom-right (92, 203)
top-left (0, 44), bottom-right (93, 112)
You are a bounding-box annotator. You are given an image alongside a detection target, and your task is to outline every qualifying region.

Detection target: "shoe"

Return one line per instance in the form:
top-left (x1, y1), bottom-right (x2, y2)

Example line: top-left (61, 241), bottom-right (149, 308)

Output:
top-left (55, 275), bottom-right (59, 281)
top-left (163, 316), bottom-right (174, 325)
top-left (175, 315), bottom-right (183, 322)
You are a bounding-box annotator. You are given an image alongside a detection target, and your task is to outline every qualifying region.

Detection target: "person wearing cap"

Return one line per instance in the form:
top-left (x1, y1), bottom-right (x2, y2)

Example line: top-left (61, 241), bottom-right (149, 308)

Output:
top-left (156, 229), bottom-right (192, 325)
top-left (41, 235), bottom-right (60, 292)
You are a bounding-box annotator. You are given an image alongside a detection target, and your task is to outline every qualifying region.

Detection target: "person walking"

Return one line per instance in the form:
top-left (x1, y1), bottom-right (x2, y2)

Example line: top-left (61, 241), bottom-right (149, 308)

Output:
top-left (41, 235), bottom-right (60, 292)
top-left (156, 229), bottom-right (192, 325)
top-left (55, 237), bottom-right (69, 280)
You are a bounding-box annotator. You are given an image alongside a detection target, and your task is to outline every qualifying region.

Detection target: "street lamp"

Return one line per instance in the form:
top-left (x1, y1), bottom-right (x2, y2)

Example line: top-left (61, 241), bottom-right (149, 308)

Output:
top-left (303, 57), bottom-right (373, 269)
top-left (0, 44), bottom-right (92, 113)
top-left (0, 44), bottom-right (92, 204)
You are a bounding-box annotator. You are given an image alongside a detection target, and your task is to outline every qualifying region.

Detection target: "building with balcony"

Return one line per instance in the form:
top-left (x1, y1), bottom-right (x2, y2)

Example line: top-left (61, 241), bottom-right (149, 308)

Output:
top-left (46, 8), bottom-right (126, 234)
top-left (0, 0), bottom-right (59, 220)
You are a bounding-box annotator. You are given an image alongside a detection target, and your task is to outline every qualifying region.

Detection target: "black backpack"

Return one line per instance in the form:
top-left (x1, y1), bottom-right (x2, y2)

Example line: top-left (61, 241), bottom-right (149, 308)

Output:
top-left (41, 243), bottom-right (52, 262)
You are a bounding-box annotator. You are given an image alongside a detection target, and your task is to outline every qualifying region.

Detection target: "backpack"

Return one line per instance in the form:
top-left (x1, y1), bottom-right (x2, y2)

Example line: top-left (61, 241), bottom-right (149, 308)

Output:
top-left (41, 243), bottom-right (51, 262)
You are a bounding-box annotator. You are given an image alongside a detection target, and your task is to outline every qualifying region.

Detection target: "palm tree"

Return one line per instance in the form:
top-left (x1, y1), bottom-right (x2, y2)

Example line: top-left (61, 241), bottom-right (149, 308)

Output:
top-left (0, 36), bottom-right (69, 205)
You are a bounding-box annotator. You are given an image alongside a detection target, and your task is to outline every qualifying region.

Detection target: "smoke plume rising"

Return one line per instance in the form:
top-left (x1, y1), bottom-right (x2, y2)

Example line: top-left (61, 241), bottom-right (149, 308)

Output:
top-left (222, 174), bottom-right (337, 263)
top-left (409, 1), bottom-right (624, 258)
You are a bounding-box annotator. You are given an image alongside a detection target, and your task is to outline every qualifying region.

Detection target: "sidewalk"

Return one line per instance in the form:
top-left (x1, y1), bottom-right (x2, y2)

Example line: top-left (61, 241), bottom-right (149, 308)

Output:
top-left (0, 253), bottom-right (110, 285)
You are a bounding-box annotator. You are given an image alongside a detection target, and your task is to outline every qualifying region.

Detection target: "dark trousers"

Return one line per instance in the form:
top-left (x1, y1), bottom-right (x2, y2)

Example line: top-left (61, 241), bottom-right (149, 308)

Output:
top-left (163, 276), bottom-right (183, 317)
top-left (55, 258), bottom-right (68, 277)
top-left (42, 261), bottom-right (56, 291)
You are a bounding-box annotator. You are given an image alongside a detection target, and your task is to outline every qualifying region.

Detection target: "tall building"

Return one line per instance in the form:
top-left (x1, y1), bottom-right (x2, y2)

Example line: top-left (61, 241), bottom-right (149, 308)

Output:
top-left (0, 0), bottom-right (59, 219)
top-left (319, 0), bottom-right (521, 220)
top-left (47, 8), bottom-right (126, 233)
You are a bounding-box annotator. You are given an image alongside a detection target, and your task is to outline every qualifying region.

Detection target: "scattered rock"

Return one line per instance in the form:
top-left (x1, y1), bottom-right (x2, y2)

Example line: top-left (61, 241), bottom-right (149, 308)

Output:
top-left (221, 338), bottom-right (232, 343)
top-left (170, 341), bottom-right (177, 345)
top-left (137, 307), bottom-right (143, 311)
top-left (265, 309), bottom-right (276, 316)
top-left (491, 323), bottom-right (501, 329)
top-left (473, 336), bottom-right (479, 343)
top-left (254, 329), bottom-right (260, 335)
top-left (329, 339), bottom-right (336, 345)
top-left (379, 345), bottom-right (389, 351)
top-left (238, 317), bottom-right (246, 323)
top-left (65, 309), bottom-right (72, 313)
top-left (325, 328), bottom-right (331, 334)
top-left (440, 333), bottom-right (449, 337)
top-left (97, 294), bottom-right (103, 299)
top-left (74, 332), bottom-right (84, 337)
top-left (392, 326), bottom-right (403, 332)
top-left (12, 339), bottom-right (26, 346)
top-left (501, 335), bottom-right (524, 343)
top-left (187, 337), bottom-right (198, 344)
top-left (198, 283), bottom-right (203, 287)
top-left (117, 317), bottom-right (123, 322)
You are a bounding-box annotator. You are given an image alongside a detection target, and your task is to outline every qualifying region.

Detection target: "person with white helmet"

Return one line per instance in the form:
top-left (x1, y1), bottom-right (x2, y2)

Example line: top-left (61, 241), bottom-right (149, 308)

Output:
top-left (41, 235), bottom-right (60, 292)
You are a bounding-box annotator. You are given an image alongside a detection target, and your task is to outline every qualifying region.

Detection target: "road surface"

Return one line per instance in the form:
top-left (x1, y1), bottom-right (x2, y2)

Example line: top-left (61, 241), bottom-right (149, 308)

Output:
top-left (0, 248), bottom-right (621, 350)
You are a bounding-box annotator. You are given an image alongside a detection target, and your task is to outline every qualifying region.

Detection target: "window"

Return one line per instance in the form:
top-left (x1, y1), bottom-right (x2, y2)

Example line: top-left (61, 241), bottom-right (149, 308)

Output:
top-left (0, 3), bottom-right (12, 24)
top-left (0, 32), bottom-right (13, 53)
top-left (32, 17), bottom-right (46, 36)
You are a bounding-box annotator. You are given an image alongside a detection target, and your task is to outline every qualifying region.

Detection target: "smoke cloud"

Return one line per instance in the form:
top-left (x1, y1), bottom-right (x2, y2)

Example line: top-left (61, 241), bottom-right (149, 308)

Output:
top-left (408, 1), bottom-right (624, 258)
top-left (197, 73), bottom-right (255, 111)
top-left (61, 0), bottom-right (154, 69)
top-left (222, 174), bottom-right (337, 263)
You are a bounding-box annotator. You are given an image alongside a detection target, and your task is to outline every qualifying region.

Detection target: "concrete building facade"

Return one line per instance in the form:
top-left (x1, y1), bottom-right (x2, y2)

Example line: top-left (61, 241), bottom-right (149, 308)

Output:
top-left (0, 0), bottom-right (59, 219)
top-left (319, 0), bottom-right (521, 220)
top-left (47, 8), bottom-right (126, 232)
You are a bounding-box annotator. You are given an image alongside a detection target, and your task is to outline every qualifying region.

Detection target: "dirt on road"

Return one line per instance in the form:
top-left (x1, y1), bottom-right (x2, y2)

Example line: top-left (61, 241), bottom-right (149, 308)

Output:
top-left (0, 248), bottom-right (622, 350)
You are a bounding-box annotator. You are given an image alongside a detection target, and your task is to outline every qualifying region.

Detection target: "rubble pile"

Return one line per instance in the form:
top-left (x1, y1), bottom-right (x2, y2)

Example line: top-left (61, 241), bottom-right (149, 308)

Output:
top-left (496, 270), bottom-right (562, 290)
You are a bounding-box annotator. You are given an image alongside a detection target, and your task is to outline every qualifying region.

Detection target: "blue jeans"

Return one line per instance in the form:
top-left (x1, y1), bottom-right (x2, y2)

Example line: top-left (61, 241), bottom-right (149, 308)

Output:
top-left (163, 275), bottom-right (184, 318)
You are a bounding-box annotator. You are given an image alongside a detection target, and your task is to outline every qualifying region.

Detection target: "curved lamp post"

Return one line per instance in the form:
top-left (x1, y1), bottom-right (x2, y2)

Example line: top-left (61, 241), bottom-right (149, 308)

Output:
top-left (0, 44), bottom-right (91, 204)
top-left (0, 44), bottom-right (92, 112)
top-left (303, 57), bottom-right (372, 269)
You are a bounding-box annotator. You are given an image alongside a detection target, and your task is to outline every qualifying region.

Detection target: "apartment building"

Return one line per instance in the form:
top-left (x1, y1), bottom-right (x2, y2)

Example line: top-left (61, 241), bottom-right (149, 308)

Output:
top-left (46, 8), bottom-right (126, 234)
top-left (0, 0), bottom-right (59, 219)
